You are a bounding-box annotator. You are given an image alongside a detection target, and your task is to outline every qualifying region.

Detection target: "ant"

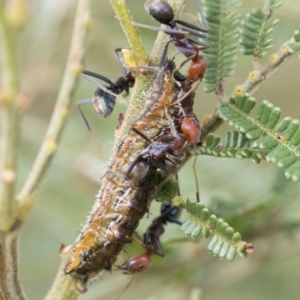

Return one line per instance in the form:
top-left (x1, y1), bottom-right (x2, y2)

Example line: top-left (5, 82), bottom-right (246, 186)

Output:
top-left (125, 111), bottom-right (200, 185)
top-left (79, 48), bottom-right (135, 118)
top-left (130, 0), bottom-right (209, 82)
top-left (118, 204), bottom-right (182, 273)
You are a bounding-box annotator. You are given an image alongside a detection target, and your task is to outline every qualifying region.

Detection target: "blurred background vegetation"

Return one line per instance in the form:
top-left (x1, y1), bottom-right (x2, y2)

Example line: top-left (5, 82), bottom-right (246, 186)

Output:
top-left (13, 0), bottom-right (300, 299)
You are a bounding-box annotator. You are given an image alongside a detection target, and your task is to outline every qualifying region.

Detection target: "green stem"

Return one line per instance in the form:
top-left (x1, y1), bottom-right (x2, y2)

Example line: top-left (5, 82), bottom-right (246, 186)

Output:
top-left (0, 3), bottom-right (21, 231)
top-left (44, 254), bottom-right (79, 300)
top-left (234, 37), bottom-right (296, 96)
top-left (110, 0), bottom-right (148, 66)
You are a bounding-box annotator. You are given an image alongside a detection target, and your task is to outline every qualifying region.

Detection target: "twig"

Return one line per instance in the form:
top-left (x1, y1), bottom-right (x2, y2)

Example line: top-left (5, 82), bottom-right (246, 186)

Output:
top-left (110, 0), bottom-right (148, 66)
top-left (201, 37), bottom-right (298, 141)
top-left (233, 37), bottom-right (296, 97)
top-left (16, 0), bottom-right (92, 221)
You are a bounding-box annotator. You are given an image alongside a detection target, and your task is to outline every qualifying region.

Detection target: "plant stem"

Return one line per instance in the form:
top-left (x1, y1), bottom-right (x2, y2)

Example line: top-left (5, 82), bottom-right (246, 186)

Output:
top-left (110, 0), bottom-right (148, 66)
top-left (0, 2), bottom-right (21, 231)
top-left (44, 253), bottom-right (79, 300)
top-left (0, 227), bottom-right (27, 300)
top-left (233, 37), bottom-right (296, 96)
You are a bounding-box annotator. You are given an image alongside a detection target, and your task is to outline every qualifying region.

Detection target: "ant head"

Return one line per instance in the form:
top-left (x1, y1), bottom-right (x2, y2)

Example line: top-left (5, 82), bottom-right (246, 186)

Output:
top-left (188, 55), bottom-right (207, 82)
top-left (145, 0), bottom-right (174, 25)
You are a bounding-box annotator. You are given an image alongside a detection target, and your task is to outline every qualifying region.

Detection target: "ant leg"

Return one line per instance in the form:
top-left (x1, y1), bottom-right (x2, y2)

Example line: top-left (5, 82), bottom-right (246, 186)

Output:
top-left (124, 154), bottom-right (144, 178)
top-left (173, 79), bottom-right (201, 106)
top-left (137, 65), bottom-right (159, 72)
top-left (136, 40), bottom-right (174, 71)
top-left (77, 99), bottom-right (103, 153)
top-left (114, 48), bottom-right (128, 76)
top-left (164, 156), bottom-right (180, 168)
top-left (172, 53), bottom-right (195, 75)
top-left (158, 37), bottom-right (176, 68)
top-left (82, 70), bottom-right (114, 86)
top-left (187, 38), bottom-right (209, 49)
top-left (166, 112), bottom-right (178, 137)
top-left (130, 127), bottom-right (151, 142)
top-left (194, 0), bottom-right (209, 30)
top-left (176, 19), bottom-right (208, 35)
top-left (118, 17), bottom-right (190, 35)
top-left (175, 21), bottom-right (208, 39)
top-left (160, 204), bottom-right (182, 225)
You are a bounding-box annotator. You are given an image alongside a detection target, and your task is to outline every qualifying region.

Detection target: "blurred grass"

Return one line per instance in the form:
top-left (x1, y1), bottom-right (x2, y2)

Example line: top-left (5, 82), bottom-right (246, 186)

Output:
top-left (15, 0), bottom-right (300, 299)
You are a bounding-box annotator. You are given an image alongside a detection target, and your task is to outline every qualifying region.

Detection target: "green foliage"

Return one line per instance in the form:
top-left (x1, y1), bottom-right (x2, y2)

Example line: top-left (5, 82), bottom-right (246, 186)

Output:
top-left (202, 0), bottom-right (241, 92)
top-left (286, 26), bottom-right (300, 55)
top-left (191, 131), bottom-right (268, 164)
top-left (218, 94), bottom-right (300, 181)
top-left (239, 0), bottom-right (282, 59)
top-left (180, 198), bottom-right (248, 261)
top-left (154, 171), bottom-right (178, 203)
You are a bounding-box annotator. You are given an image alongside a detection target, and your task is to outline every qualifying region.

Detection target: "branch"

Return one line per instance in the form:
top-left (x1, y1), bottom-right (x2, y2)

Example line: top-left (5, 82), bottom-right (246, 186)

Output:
top-left (0, 2), bottom-right (22, 231)
top-left (202, 36), bottom-right (299, 141)
top-left (16, 0), bottom-right (92, 221)
top-left (233, 37), bottom-right (296, 96)
top-left (0, 227), bottom-right (27, 300)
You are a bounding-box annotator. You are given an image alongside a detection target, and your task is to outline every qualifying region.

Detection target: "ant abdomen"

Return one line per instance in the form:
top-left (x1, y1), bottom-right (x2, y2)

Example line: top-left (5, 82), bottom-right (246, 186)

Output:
top-left (181, 116), bottom-right (201, 144)
top-left (118, 253), bottom-right (152, 273)
top-left (93, 88), bottom-right (116, 118)
top-left (188, 55), bottom-right (207, 82)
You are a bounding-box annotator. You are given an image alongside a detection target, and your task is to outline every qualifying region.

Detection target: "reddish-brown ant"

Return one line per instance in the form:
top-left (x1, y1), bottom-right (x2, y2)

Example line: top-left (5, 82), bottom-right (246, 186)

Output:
top-left (127, 124), bottom-right (186, 177)
top-left (136, 0), bottom-right (210, 82)
top-left (118, 204), bottom-right (181, 274)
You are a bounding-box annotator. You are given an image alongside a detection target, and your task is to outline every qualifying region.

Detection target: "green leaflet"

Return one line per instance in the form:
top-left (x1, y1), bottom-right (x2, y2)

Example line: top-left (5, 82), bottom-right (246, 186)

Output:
top-left (239, 0), bottom-right (282, 59)
top-left (190, 131), bottom-right (268, 164)
top-left (202, 0), bottom-right (241, 92)
top-left (286, 27), bottom-right (300, 58)
top-left (152, 171), bottom-right (179, 203)
top-left (218, 94), bottom-right (300, 181)
top-left (180, 198), bottom-right (248, 261)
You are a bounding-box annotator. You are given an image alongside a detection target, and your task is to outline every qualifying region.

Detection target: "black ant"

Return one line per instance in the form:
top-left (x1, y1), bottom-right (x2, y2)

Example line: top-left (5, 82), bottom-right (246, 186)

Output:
top-left (76, 48), bottom-right (136, 152)
top-left (118, 204), bottom-right (181, 273)
top-left (79, 48), bottom-right (135, 118)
